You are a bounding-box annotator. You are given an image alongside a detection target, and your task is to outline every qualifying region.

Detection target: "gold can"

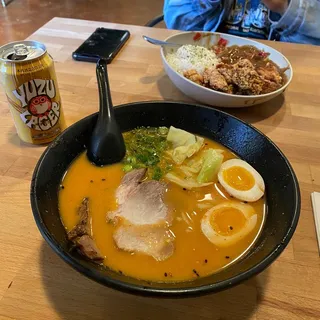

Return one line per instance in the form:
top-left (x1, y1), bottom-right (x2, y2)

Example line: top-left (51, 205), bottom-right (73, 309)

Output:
top-left (0, 41), bottom-right (66, 144)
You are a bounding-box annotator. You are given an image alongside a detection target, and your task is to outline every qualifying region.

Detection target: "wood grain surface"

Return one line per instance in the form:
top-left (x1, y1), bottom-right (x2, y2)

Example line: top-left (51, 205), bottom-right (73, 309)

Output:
top-left (0, 17), bottom-right (320, 320)
top-left (0, 0), bottom-right (165, 46)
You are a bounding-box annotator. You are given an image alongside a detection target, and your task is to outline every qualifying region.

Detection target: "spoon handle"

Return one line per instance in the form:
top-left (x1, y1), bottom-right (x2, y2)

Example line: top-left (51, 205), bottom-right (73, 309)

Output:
top-left (96, 59), bottom-right (113, 120)
top-left (142, 35), bottom-right (180, 47)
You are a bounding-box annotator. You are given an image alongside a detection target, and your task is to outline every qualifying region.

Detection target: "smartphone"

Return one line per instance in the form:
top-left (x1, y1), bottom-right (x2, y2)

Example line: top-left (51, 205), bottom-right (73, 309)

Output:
top-left (72, 28), bottom-right (130, 63)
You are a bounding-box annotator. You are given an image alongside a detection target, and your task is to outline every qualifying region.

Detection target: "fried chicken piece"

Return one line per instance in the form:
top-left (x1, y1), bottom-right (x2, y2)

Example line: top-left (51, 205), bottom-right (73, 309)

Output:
top-left (184, 59), bottom-right (283, 96)
top-left (260, 79), bottom-right (282, 94)
top-left (184, 69), bottom-right (204, 85)
top-left (231, 59), bottom-right (263, 95)
top-left (203, 67), bottom-right (232, 93)
top-left (257, 65), bottom-right (283, 85)
top-left (216, 63), bottom-right (233, 83)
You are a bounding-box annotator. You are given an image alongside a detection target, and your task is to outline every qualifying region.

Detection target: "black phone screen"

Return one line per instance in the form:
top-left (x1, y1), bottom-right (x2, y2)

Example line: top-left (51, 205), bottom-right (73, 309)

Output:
top-left (72, 28), bottom-right (130, 63)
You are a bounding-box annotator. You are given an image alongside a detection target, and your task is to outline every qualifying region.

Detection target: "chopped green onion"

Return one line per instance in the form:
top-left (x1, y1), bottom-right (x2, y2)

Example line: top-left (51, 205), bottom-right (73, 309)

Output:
top-left (122, 127), bottom-right (172, 180)
top-left (123, 164), bottom-right (133, 172)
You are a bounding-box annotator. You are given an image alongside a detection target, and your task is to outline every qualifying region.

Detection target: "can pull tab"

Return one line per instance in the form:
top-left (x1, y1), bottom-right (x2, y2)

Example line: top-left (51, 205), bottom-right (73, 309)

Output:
top-left (14, 44), bottom-right (29, 56)
top-left (9, 44), bottom-right (29, 61)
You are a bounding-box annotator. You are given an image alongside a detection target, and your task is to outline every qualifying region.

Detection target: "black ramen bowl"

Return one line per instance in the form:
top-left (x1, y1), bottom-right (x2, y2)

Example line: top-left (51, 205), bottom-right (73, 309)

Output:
top-left (31, 101), bottom-right (300, 297)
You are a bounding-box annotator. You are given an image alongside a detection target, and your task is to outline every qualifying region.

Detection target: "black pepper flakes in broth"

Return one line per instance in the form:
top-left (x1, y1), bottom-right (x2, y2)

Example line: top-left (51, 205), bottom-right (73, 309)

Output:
top-left (193, 269), bottom-right (200, 277)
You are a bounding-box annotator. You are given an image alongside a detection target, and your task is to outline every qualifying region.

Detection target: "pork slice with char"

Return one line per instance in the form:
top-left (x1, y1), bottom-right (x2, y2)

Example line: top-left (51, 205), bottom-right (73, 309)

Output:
top-left (116, 168), bottom-right (147, 205)
top-left (75, 235), bottom-right (104, 262)
top-left (114, 224), bottom-right (174, 261)
top-left (108, 179), bottom-right (170, 225)
top-left (68, 198), bottom-right (104, 263)
top-left (68, 198), bottom-right (91, 240)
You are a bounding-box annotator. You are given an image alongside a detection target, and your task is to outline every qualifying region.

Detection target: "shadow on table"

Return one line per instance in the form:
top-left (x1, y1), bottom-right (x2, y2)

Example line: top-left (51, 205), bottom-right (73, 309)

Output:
top-left (226, 94), bottom-right (286, 131)
top-left (6, 126), bottom-right (51, 150)
top-left (40, 241), bottom-right (270, 320)
top-left (154, 74), bottom-right (286, 133)
top-left (140, 72), bottom-right (193, 102)
top-left (6, 129), bottom-right (39, 147)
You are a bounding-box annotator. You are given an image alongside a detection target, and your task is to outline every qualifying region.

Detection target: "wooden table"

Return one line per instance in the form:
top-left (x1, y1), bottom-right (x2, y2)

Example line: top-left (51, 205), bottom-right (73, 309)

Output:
top-left (0, 17), bottom-right (320, 320)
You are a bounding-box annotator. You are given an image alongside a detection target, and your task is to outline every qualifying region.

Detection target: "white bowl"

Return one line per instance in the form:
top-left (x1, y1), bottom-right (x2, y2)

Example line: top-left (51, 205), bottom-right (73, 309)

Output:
top-left (161, 32), bottom-right (293, 108)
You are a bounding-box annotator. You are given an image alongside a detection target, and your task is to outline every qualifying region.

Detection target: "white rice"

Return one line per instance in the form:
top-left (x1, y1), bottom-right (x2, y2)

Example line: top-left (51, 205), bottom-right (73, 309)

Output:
top-left (166, 45), bottom-right (219, 75)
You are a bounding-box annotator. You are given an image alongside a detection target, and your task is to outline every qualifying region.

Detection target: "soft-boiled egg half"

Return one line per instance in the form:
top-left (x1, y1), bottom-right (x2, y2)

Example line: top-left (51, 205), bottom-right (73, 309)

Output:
top-left (217, 159), bottom-right (265, 202)
top-left (201, 202), bottom-right (257, 247)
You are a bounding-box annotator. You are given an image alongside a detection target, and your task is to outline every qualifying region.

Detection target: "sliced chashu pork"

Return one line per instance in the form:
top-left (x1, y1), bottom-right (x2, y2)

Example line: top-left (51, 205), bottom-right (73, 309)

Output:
top-left (114, 224), bottom-right (174, 261)
top-left (68, 197), bottom-right (91, 239)
top-left (68, 198), bottom-right (104, 263)
top-left (107, 169), bottom-right (174, 261)
top-left (108, 179), bottom-right (171, 225)
top-left (115, 168), bottom-right (147, 206)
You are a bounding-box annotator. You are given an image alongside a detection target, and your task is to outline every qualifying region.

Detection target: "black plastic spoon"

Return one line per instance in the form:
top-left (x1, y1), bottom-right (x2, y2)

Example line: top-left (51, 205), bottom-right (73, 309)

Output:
top-left (87, 59), bottom-right (126, 166)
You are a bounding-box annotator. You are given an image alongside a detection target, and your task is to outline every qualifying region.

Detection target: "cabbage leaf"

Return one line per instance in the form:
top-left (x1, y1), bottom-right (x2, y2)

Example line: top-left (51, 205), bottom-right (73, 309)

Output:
top-left (166, 126), bottom-right (204, 164)
top-left (197, 149), bottom-right (224, 183)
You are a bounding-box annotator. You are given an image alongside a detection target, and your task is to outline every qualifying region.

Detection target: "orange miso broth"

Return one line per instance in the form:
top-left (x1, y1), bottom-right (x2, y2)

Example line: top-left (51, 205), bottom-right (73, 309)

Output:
top-left (59, 129), bottom-right (265, 282)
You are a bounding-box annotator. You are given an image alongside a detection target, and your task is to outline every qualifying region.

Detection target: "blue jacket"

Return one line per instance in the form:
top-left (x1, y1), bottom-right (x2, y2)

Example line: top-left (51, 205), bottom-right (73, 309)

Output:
top-left (164, 0), bottom-right (320, 45)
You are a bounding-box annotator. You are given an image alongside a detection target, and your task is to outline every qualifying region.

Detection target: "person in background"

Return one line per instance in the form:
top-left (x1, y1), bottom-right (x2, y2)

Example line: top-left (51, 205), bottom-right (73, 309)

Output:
top-left (163, 0), bottom-right (320, 45)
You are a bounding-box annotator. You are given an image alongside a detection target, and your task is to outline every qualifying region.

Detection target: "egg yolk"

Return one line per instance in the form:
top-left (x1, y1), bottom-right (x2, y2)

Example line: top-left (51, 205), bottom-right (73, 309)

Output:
top-left (223, 166), bottom-right (255, 191)
top-left (210, 207), bottom-right (247, 236)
